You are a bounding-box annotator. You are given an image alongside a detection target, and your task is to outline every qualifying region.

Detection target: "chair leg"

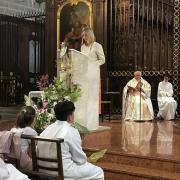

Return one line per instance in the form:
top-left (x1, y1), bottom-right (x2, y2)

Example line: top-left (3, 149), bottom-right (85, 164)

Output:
top-left (101, 104), bottom-right (104, 123)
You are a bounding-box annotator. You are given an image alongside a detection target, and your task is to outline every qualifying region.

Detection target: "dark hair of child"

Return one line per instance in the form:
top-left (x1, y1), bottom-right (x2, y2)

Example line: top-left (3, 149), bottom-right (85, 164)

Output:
top-left (54, 101), bottom-right (75, 121)
top-left (16, 106), bottom-right (36, 128)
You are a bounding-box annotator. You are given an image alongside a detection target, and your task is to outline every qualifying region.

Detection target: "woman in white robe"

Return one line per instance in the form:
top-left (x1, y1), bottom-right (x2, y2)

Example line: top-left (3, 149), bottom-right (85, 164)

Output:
top-left (37, 101), bottom-right (104, 180)
top-left (80, 27), bottom-right (105, 130)
top-left (157, 74), bottom-right (177, 120)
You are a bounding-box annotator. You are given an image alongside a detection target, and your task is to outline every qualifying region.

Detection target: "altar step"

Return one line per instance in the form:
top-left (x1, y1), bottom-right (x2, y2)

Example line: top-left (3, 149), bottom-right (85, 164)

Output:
top-left (0, 106), bottom-right (22, 121)
top-left (85, 148), bottom-right (180, 180)
top-left (97, 162), bottom-right (180, 180)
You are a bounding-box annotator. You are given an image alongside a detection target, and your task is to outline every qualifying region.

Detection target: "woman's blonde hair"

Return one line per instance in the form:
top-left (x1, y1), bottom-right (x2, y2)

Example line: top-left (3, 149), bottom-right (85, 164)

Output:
top-left (82, 27), bottom-right (95, 44)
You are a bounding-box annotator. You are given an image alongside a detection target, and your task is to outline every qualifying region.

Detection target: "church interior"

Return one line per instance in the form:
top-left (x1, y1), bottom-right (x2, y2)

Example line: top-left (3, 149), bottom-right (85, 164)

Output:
top-left (0, 0), bottom-right (180, 179)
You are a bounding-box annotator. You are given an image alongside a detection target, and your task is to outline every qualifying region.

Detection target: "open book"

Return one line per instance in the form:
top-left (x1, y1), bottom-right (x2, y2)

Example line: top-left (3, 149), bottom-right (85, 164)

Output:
top-left (69, 48), bottom-right (88, 58)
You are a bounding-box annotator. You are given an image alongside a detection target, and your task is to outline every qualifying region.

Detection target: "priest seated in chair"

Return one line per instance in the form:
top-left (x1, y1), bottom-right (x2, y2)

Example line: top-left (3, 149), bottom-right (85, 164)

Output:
top-left (122, 71), bottom-right (154, 121)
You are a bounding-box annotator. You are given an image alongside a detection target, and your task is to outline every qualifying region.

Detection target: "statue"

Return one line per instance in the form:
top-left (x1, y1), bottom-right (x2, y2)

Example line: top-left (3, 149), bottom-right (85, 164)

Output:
top-left (57, 42), bottom-right (71, 86)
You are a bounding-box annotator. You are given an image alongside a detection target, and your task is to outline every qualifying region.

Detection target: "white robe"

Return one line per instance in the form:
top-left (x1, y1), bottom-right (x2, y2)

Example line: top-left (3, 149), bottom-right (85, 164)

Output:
top-left (122, 77), bottom-right (154, 121)
top-left (157, 121), bottom-right (173, 155)
top-left (0, 158), bottom-right (30, 180)
top-left (157, 81), bottom-right (177, 120)
top-left (80, 42), bottom-right (105, 130)
top-left (122, 121), bottom-right (154, 155)
top-left (37, 121), bottom-right (104, 180)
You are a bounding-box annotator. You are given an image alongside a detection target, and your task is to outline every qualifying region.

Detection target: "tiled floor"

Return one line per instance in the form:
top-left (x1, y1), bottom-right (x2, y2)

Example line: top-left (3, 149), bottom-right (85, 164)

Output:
top-left (100, 119), bottom-right (180, 162)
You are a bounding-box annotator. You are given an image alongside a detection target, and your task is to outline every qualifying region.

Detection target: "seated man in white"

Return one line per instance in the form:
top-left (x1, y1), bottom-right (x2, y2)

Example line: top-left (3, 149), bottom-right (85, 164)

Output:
top-left (122, 71), bottom-right (154, 121)
top-left (157, 73), bottom-right (177, 120)
top-left (37, 101), bottom-right (104, 180)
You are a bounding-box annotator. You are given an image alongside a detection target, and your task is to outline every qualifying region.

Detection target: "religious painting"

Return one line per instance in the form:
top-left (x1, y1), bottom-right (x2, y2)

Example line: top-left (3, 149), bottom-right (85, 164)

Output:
top-left (57, 1), bottom-right (92, 50)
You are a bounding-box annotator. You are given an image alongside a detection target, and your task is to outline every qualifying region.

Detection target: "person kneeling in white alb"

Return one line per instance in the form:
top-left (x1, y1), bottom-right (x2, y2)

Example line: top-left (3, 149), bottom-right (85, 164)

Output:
top-left (37, 101), bottom-right (104, 180)
top-left (157, 73), bottom-right (177, 120)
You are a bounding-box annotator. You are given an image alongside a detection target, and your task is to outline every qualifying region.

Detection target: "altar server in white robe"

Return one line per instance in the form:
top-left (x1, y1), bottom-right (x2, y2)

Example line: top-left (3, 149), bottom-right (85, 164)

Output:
top-left (122, 71), bottom-right (154, 121)
top-left (81, 27), bottom-right (105, 130)
top-left (37, 101), bottom-right (104, 180)
top-left (157, 73), bottom-right (177, 120)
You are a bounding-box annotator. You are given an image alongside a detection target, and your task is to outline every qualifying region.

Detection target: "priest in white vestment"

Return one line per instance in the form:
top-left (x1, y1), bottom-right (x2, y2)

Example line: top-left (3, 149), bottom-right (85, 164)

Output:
top-left (122, 71), bottom-right (154, 121)
top-left (80, 27), bottom-right (105, 130)
top-left (37, 101), bottom-right (104, 180)
top-left (157, 74), bottom-right (177, 120)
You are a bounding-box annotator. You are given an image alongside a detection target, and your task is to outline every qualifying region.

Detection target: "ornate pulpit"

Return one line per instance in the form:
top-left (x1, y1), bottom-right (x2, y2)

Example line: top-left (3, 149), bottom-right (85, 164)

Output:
top-left (69, 49), bottom-right (89, 128)
top-left (57, 48), bottom-right (100, 130)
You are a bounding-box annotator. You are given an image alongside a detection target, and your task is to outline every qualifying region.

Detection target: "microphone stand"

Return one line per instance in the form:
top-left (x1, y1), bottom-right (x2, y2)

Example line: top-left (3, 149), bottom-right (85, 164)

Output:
top-left (139, 79), bottom-right (141, 121)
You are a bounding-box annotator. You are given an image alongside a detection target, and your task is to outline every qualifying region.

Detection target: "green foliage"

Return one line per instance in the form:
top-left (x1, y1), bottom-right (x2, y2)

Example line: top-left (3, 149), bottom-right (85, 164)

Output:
top-left (89, 149), bottom-right (107, 163)
top-left (34, 110), bottom-right (56, 134)
top-left (71, 122), bottom-right (90, 134)
top-left (44, 77), bottom-right (81, 108)
top-left (25, 77), bottom-right (82, 134)
top-left (24, 95), bottom-right (31, 106)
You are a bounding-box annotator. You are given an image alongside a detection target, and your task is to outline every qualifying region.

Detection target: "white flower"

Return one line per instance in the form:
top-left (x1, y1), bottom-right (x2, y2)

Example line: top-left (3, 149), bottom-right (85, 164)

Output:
top-left (64, 96), bottom-right (70, 101)
top-left (53, 102), bottom-right (57, 107)
top-left (48, 113), bottom-right (54, 118)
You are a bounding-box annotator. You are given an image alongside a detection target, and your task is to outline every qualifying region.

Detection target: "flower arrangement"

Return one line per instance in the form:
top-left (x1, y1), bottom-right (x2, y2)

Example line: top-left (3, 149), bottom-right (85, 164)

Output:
top-left (25, 76), bottom-right (82, 134)
top-left (26, 75), bottom-right (105, 161)
top-left (37, 74), bottom-right (49, 91)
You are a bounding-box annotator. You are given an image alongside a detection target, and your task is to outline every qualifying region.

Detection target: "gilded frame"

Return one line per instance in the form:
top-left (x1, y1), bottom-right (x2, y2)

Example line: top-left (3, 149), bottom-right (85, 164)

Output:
top-left (57, 0), bottom-right (93, 50)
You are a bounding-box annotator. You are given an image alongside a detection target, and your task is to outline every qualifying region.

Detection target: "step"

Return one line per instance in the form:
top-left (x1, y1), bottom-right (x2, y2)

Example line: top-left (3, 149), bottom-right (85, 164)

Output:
top-left (0, 106), bottom-right (22, 120)
top-left (85, 148), bottom-right (180, 173)
top-left (0, 106), bottom-right (22, 111)
top-left (0, 114), bottom-right (17, 121)
top-left (97, 162), bottom-right (180, 180)
top-left (0, 120), bottom-right (15, 131)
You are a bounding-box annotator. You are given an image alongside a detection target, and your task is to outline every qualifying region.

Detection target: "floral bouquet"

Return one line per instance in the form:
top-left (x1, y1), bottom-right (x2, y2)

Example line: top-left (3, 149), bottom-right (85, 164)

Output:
top-left (25, 76), bottom-right (82, 134)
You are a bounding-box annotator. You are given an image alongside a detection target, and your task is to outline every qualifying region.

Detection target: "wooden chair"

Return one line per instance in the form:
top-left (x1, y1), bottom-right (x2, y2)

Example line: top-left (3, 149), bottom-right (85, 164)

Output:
top-left (151, 98), bottom-right (159, 117)
top-left (101, 100), bottom-right (112, 122)
top-left (20, 134), bottom-right (64, 180)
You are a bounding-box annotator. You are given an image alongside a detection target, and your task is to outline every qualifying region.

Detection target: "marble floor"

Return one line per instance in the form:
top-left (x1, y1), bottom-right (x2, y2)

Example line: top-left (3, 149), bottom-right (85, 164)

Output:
top-left (99, 119), bottom-right (180, 162)
top-left (1, 107), bottom-right (180, 163)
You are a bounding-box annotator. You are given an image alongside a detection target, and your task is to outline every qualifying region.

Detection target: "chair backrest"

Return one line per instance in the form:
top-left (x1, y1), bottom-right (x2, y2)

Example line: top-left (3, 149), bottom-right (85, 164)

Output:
top-left (21, 134), bottom-right (64, 180)
top-left (28, 91), bottom-right (44, 99)
top-left (28, 91), bottom-right (44, 106)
